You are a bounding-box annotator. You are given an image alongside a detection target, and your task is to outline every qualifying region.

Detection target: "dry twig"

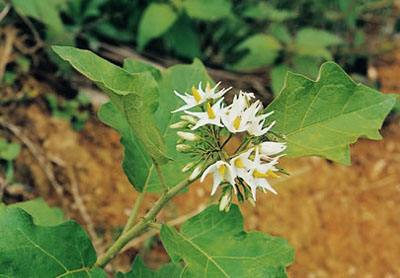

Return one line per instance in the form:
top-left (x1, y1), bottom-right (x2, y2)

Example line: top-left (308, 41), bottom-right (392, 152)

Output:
top-left (0, 27), bottom-right (16, 81)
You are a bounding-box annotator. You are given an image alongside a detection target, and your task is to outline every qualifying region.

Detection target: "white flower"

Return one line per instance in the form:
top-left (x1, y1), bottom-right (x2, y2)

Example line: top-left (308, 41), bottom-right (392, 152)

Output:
top-left (258, 142), bottom-right (286, 157)
top-left (221, 94), bottom-right (252, 133)
top-left (203, 82), bottom-right (231, 99)
top-left (230, 148), bottom-right (253, 180)
top-left (200, 160), bottom-right (236, 195)
top-left (172, 82), bottom-right (230, 113)
top-left (241, 150), bottom-right (279, 200)
top-left (184, 99), bottom-right (224, 130)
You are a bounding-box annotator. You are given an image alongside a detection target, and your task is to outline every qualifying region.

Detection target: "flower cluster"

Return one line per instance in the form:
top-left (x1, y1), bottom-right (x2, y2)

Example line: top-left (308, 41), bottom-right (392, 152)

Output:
top-left (171, 82), bottom-right (286, 211)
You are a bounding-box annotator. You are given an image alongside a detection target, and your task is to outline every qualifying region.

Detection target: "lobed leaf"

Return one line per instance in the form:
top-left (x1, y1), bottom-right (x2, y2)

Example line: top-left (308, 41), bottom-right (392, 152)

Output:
top-left (266, 62), bottom-right (396, 164)
top-left (8, 198), bottom-right (64, 226)
top-left (0, 206), bottom-right (105, 277)
top-left (53, 46), bottom-right (169, 166)
top-left (117, 256), bottom-right (183, 278)
top-left (99, 59), bottom-right (212, 192)
top-left (160, 205), bottom-right (294, 277)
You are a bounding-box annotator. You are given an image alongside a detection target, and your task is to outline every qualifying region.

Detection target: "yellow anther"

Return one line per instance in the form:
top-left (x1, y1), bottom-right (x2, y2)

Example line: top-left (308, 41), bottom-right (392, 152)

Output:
top-left (233, 116), bottom-right (241, 130)
top-left (234, 158), bottom-right (245, 168)
top-left (206, 82), bottom-right (211, 93)
top-left (218, 164), bottom-right (226, 176)
top-left (266, 170), bottom-right (279, 179)
top-left (253, 169), bottom-right (279, 179)
top-left (192, 86), bottom-right (202, 103)
top-left (206, 103), bottom-right (216, 119)
top-left (253, 169), bottom-right (268, 179)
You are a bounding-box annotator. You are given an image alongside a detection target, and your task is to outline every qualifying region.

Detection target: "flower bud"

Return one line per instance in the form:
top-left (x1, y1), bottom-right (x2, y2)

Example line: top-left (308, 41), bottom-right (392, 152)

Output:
top-left (180, 115), bottom-right (197, 124)
top-left (219, 193), bottom-right (231, 212)
top-left (170, 121), bottom-right (187, 129)
top-left (176, 144), bottom-right (191, 153)
top-left (189, 165), bottom-right (203, 181)
top-left (177, 131), bottom-right (200, 141)
top-left (182, 162), bottom-right (195, 173)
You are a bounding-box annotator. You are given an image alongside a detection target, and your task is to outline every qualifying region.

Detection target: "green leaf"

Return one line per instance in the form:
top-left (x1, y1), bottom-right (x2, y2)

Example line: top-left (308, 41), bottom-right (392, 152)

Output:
top-left (232, 34), bottom-right (281, 71)
top-left (0, 207), bottom-right (105, 277)
top-left (124, 59), bottom-right (162, 81)
top-left (294, 28), bottom-right (342, 60)
top-left (137, 3), bottom-right (177, 50)
top-left (271, 65), bottom-right (290, 96)
top-left (242, 2), bottom-right (297, 22)
top-left (117, 256), bottom-right (183, 277)
top-left (10, 0), bottom-right (72, 44)
top-left (9, 198), bottom-right (64, 226)
top-left (266, 62), bottom-right (396, 164)
top-left (99, 59), bottom-right (212, 192)
top-left (160, 205), bottom-right (294, 277)
top-left (0, 139), bottom-right (21, 161)
top-left (53, 46), bottom-right (169, 165)
top-left (182, 0), bottom-right (232, 21)
top-left (163, 16), bottom-right (201, 60)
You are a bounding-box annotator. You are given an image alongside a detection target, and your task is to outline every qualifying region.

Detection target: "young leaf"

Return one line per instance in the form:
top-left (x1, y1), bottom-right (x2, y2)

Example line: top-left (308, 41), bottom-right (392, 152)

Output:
top-left (8, 198), bottom-right (64, 226)
top-left (266, 62), bottom-right (396, 164)
top-left (182, 0), bottom-right (232, 21)
top-left (53, 46), bottom-right (170, 165)
top-left (232, 34), bottom-right (281, 71)
top-left (117, 256), bottom-right (183, 277)
top-left (137, 3), bottom-right (177, 50)
top-left (160, 205), bottom-right (294, 277)
top-left (0, 207), bottom-right (105, 277)
top-left (0, 139), bottom-right (20, 161)
top-left (99, 59), bottom-right (212, 192)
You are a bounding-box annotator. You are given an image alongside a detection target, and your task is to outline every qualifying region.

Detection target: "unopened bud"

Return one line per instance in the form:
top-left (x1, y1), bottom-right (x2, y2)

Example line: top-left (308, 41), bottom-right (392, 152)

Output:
top-left (176, 144), bottom-right (191, 152)
top-left (219, 193), bottom-right (231, 212)
top-left (170, 121), bottom-right (188, 129)
top-left (182, 162), bottom-right (195, 172)
top-left (180, 115), bottom-right (197, 124)
top-left (189, 165), bottom-right (202, 181)
top-left (177, 131), bottom-right (200, 141)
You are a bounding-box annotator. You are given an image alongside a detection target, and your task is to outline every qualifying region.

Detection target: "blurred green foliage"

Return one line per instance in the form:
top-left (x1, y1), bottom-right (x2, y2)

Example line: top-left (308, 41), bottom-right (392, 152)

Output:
top-left (0, 138), bottom-right (21, 183)
top-left (2, 0), bottom-right (396, 95)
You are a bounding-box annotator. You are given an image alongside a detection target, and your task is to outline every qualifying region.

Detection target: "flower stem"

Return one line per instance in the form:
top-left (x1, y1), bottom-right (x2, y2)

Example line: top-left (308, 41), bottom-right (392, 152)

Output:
top-left (95, 177), bottom-right (196, 268)
top-left (154, 159), bottom-right (167, 192)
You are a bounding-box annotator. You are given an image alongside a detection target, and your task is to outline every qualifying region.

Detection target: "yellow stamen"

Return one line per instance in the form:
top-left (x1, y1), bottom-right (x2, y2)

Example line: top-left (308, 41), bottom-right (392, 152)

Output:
top-left (192, 86), bottom-right (202, 103)
top-left (266, 170), bottom-right (279, 179)
top-left (234, 158), bottom-right (245, 168)
top-left (218, 164), bottom-right (226, 176)
top-left (206, 103), bottom-right (216, 119)
top-left (206, 82), bottom-right (211, 93)
top-left (233, 116), bottom-right (241, 130)
top-left (253, 169), bottom-right (279, 179)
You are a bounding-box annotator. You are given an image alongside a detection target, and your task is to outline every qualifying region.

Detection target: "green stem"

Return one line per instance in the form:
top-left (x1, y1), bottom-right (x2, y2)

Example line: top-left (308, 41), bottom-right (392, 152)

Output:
top-left (153, 159), bottom-right (167, 192)
top-left (95, 177), bottom-right (195, 268)
top-left (122, 190), bottom-right (146, 234)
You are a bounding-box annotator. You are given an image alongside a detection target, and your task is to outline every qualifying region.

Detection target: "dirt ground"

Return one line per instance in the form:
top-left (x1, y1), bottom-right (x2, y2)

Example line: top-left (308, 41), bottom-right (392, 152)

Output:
top-left (2, 51), bottom-right (400, 277)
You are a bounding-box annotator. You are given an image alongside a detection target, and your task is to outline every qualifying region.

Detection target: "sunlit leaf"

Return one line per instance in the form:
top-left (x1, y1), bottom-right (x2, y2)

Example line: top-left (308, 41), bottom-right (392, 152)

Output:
top-left (266, 62), bottom-right (396, 164)
top-left (232, 34), bottom-right (281, 71)
top-left (182, 0), bottom-right (232, 21)
top-left (53, 46), bottom-right (169, 165)
top-left (137, 3), bottom-right (177, 50)
top-left (160, 205), bottom-right (294, 277)
top-left (294, 28), bottom-right (342, 60)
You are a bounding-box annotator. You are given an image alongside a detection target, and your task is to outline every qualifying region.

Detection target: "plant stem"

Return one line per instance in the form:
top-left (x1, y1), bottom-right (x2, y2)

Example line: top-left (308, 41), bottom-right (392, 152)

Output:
top-left (95, 177), bottom-right (194, 268)
top-left (153, 159), bottom-right (167, 192)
